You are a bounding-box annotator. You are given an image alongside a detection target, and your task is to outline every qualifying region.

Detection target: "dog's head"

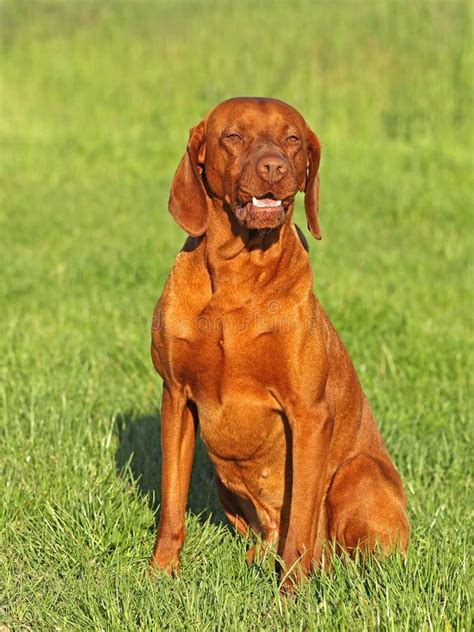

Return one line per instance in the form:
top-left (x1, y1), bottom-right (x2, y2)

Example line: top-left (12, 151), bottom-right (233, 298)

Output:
top-left (168, 97), bottom-right (321, 239)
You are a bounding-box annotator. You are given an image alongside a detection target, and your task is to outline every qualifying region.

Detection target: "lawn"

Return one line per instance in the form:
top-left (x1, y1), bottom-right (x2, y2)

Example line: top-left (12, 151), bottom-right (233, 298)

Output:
top-left (0, 1), bottom-right (472, 629)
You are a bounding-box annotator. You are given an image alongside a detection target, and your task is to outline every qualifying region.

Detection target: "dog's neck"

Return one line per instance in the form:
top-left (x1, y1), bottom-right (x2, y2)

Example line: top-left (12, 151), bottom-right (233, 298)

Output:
top-left (203, 198), bottom-right (313, 298)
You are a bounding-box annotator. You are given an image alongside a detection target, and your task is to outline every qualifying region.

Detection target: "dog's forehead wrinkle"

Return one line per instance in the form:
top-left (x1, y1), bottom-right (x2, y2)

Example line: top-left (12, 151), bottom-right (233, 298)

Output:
top-left (207, 97), bottom-right (306, 133)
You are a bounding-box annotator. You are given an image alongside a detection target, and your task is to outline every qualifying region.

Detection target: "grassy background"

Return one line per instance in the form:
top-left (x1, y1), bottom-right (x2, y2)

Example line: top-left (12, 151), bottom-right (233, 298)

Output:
top-left (1, 1), bottom-right (472, 629)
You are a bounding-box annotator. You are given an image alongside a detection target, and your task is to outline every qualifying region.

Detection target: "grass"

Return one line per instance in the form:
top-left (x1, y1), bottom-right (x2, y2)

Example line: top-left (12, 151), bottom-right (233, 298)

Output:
top-left (0, 0), bottom-right (472, 629)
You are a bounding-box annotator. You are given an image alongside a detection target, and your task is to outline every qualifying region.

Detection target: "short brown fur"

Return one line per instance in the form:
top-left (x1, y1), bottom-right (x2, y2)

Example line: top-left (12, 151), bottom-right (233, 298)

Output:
top-left (150, 97), bottom-right (409, 588)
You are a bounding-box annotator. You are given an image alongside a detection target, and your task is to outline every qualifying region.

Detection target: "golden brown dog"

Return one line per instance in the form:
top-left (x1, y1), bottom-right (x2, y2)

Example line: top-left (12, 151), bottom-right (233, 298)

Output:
top-left (150, 97), bottom-right (409, 587)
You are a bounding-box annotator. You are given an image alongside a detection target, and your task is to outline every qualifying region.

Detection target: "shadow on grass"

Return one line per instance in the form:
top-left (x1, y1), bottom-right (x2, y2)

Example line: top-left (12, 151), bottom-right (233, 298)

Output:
top-left (115, 411), bottom-right (225, 527)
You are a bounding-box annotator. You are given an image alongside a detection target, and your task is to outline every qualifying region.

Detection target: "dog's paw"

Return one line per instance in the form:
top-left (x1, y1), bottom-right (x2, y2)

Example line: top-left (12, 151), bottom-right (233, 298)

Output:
top-left (148, 550), bottom-right (180, 577)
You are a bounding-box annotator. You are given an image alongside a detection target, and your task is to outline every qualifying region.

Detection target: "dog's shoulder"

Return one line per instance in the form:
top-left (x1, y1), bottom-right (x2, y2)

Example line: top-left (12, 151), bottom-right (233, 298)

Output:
top-left (152, 235), bottom-right (211, 355)
top-left (164, 235), bottom-right (208, 297)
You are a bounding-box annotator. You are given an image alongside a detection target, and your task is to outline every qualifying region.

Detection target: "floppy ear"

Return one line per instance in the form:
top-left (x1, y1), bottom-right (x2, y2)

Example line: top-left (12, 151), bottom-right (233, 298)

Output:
top-left (304, 128), bottom-right (322, 240)
top-left (168, 120), bottom-right (208, 236)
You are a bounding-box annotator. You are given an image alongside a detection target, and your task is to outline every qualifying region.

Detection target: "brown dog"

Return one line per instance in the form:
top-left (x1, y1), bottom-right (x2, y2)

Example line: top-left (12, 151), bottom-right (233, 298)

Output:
top-left (150, 97), bottom-right (409, 586)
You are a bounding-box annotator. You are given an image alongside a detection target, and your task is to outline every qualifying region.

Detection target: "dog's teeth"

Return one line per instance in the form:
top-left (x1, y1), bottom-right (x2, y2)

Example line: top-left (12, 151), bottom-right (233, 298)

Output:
top-left (252, 197), bottom-right (265, 207)
top-left (252, 197), bottom-right (282, 208)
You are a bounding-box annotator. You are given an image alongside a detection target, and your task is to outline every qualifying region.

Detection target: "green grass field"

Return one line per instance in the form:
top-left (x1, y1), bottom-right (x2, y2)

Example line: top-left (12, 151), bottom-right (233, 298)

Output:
top-left (1, 1), bottom-right (472, 629)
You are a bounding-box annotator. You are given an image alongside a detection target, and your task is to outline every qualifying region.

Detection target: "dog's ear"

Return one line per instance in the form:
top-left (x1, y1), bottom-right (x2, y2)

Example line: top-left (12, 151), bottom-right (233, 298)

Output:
top-left (168, 120), bottom-right (208, 236)
top-left (304, 128), bottom-right (322, 240)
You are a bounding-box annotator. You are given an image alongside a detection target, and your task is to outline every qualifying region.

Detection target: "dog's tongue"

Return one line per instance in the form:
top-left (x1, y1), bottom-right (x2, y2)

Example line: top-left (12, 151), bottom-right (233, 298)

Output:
top-left (252, 196), bottom-right (282, 208)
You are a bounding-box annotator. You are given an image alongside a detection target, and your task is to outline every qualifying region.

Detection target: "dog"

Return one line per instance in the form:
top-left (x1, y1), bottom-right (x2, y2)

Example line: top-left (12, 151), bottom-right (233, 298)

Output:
top-left (149, 97), bottom-right (409, 587)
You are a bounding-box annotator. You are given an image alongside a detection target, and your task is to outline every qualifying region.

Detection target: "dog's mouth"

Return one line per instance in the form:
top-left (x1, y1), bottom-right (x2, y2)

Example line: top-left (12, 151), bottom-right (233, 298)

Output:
top-left (235, 194), bottom-right (293, 229)
top-left (251, 196), bottom-right (282, 209)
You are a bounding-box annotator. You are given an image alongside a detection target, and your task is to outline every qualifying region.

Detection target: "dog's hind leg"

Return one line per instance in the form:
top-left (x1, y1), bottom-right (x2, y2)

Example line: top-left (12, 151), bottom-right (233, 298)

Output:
top-left (215, 475), bottom-right (251, 536)
top-left (215, 476), bottom-right (278, 563)
top-left (327, 454), bottom-right (409, 557)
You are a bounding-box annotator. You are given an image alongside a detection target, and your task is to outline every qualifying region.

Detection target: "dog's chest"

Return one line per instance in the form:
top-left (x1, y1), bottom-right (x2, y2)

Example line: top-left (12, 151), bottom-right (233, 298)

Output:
top-left (171, 300), bottom-right (289, 459)
top-left (179, 299), bottom-right (290, 390)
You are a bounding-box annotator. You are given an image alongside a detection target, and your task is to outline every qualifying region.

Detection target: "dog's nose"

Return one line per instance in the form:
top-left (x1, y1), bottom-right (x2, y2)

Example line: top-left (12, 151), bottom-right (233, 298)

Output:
top-left (256, 154), bottom-right (289, 184)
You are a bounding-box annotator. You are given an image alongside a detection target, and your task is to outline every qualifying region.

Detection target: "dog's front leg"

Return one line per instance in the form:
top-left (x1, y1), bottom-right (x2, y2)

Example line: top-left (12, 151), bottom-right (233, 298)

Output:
top-left (149, 383), bottom-right (196, 574)
top-left (280, 401), bottom-right (332, 589)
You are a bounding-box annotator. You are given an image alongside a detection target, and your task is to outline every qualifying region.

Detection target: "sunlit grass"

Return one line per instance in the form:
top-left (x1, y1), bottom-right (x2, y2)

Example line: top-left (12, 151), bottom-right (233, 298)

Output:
top-left (0, 1), bottom-right (472, 629)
